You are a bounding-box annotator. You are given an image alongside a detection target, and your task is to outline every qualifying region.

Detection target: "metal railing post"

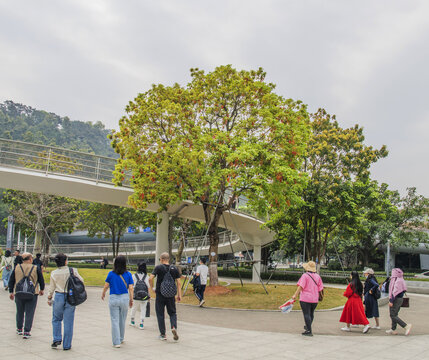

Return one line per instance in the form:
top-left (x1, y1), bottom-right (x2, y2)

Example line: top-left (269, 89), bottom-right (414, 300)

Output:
top-left (46, 148), bottom-right (52, 175)
top-left (96, 157), bottom-right (100, 184)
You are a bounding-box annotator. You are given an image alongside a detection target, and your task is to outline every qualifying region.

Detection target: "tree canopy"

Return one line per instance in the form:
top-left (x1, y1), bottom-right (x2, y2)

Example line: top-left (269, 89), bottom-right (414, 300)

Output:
top-left (111, 65), bottom-right (311, 284)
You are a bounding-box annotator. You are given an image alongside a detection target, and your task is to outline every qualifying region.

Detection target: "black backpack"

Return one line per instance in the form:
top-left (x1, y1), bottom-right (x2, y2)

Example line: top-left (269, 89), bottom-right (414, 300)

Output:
top-left (160, 265), bottom-right (177, 298)
top-left (66, 268), bottom-right (87, 306)
top-left (133, 273), bottom-right (150, 301)
top-left (15, 265), bottom-right (36, 300)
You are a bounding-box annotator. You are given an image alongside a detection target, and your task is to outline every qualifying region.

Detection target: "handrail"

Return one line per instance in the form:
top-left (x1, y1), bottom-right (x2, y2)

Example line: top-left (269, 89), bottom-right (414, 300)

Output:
top-left (0, 137), bottom-right (260, 219)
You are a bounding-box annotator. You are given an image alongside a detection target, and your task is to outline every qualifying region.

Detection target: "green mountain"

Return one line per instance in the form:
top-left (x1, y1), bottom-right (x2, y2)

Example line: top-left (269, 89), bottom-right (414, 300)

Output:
top-left (0, 100), bottom-right (116, 157)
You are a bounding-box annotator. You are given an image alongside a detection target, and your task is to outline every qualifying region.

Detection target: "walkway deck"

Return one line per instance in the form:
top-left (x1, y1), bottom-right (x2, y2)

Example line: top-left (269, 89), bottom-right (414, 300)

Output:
top-left (0, 287), bottom-right (427, 360)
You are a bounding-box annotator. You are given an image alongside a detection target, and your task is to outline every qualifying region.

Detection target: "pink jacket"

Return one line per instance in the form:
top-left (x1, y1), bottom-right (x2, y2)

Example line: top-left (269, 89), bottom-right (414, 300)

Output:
top-left (389, 268), bottom-right (407, 302)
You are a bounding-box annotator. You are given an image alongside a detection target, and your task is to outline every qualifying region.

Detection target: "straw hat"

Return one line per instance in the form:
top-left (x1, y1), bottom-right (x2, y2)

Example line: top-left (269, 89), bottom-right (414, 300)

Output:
top-left (303, 261), bottom-right (317, 273)
top-left (363, 267), bottom-right (374, 275)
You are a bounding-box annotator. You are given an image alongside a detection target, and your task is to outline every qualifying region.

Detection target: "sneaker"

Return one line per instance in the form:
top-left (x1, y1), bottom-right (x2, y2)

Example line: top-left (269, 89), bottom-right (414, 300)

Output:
top-left (130, 319), bottom-right (135, 326)
top-left (341, 327), bottom-right (351, 332)
top-left (51, 341), bottom-right (62, 349)
top-left (371, 326), bottom-right (381, 330)
top-left (199, 299), bottom-right (205, 307)
top-left (16, 329), bottom-right (23, 335)
top-left (23, 332), bottom-right (31, 339)
top-left (386, 329), bottom-right (398, 335)
top-left (158, 335), bottom-right (167, 341)
top-left (363, 325), bottom-right (370, 334)
top-left (172, 328), bottom-right (179, 341)
top-left (351, 324), bottom-right (359, 328)
top-left (139, 323), bottom-right (144, 330)
top-left (113, 344), bottom-right (121, 348)
top-left (302, 330), bottom-right (313, 337)
top-left (63, 348), bottom-right (71, 351)
top-left (404, 324), bottom-right (412, 336)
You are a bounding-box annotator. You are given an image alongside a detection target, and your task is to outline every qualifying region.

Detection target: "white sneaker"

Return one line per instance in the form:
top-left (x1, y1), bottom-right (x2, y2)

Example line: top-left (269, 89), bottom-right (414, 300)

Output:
top-left (113, 344), bottom-right (121, 348)
top-left (199, 299), bottom-right (205, 307)
top-left (341, 327), bottom-right (351, 332)
top-left (405, 324), bottom-right (412, 336)
top-left (363, 325), bottom-right (370, 334)
top-left (350, 324), bottom-right (359, 328)
top-left (386, 329), bottom-right (398, 335)
top-left (371, 326), bottom-right (381, 330)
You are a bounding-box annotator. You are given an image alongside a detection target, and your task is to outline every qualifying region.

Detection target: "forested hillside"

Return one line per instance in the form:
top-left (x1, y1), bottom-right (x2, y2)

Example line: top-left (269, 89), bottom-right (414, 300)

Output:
top-left (0, 100), bottom-right (116, 157)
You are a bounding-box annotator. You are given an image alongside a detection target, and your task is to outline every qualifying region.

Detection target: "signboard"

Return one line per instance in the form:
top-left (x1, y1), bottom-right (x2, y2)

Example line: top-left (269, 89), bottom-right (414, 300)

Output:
top-left (187, 257), bottom-right (192, 264)
top-left (6, 216), bottom-right (14, 250)
top-left (127, 226), bottom-right (136, 233)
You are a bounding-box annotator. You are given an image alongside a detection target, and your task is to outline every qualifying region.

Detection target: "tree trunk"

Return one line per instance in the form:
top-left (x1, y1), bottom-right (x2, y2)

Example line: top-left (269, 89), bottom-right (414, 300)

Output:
top-left (204, 204), bottom-right (222, 287)
top-left (111, 234), bottom-right (116, 258)
top-left (33, 229), bottom-right (43, 255)
top-left (115, 232), bottom-right (121, 257)
top-left (168, 215), bottom-right (176, 263)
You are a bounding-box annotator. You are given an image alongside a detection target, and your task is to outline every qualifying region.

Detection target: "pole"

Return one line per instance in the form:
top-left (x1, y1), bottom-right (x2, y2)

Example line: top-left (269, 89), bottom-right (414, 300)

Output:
top-left (6, 216), bottom-right (14, 251)
top-left (386, 239), bottom-right (391, 276)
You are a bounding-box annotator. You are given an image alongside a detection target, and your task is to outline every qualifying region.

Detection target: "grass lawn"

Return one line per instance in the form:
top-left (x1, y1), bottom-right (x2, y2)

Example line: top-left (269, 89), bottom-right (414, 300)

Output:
top-left (43, 267), bottom-right (347, 310)
top-left (181, 283), bottom-right (347, 310)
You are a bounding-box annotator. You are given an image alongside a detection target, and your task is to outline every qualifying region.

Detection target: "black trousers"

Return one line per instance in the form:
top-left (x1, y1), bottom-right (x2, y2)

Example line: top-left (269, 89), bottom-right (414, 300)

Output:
top-left (195, 285), bottom-right (206, 301)
top-left (155, 294), bottom-right (177, 335)
top-left (15, 295), bottom-right (38, 332)
top-left (300, 301), bottom-right (318, 333)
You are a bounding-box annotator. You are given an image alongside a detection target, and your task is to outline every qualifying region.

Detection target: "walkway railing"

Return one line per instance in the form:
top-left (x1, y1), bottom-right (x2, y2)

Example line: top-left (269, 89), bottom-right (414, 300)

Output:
top-left (0, 138), bottom-right (261, 218)
top-left (23, 231), bottom-right (240, 258)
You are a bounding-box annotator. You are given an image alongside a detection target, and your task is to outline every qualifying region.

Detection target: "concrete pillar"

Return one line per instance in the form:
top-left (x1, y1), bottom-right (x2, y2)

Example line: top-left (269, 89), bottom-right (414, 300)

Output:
top-left (155, 211), bottom-right (169, 266)
top-left (252, 244), bottom-right (262, 283)
top-left (385, 250), bottom-right (396, 275)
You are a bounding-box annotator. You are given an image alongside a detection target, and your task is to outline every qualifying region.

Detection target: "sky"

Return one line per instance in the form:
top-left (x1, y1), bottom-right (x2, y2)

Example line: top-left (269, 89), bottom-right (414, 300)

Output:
top-left (0, 0), bottom-right (428, 197)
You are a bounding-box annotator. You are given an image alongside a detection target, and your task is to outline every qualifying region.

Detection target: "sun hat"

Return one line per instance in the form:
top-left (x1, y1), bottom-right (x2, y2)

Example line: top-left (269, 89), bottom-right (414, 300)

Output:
top-left (363, 267), bottom-right (374, 275)
top-left (303, 261), bottom-right (317, 273)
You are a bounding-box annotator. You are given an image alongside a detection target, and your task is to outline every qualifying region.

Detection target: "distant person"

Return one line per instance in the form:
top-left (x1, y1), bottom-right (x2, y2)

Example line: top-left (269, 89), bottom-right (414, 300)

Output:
top-left (292, 261), bottom-right (324, 336)
top-left (387, 268), bottom-right (412, 335)
top-left (130, 261), bottom-right (150, 329)
top-left (32, 253), bottom-right (44, 272)
top-left (1, 250), bottom-right (14, 290)
top-left (194, 258), bottom-right (209, 307)
top-left (339, 271), bottom-right (370, 334)
top-left (101, 257), bottom-right (109, 269)
top-left (8, 252), bottom-right (45, 339)
top-left (101, 255), bottom-right (134, 348)
top-left (149, 252), bottom-right (182, 341)
top-left (47, 253), bottom-right (84, 350)
top-left (381, 276), bottom-right (390, 294)
top-left (363, 268), bottom-right (380, 329)
top-left (13, 249), bottom-right (23, 268)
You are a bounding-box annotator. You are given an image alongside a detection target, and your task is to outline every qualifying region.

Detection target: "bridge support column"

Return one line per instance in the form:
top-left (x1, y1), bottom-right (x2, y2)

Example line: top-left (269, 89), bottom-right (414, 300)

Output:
top-left (252, 244), bottom-right (262, 283)
top-left (155, 211), bottom-right (169, 266)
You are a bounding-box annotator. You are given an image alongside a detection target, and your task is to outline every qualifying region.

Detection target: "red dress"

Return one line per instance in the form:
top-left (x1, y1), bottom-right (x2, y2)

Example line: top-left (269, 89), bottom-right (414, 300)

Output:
top-left (339, 284), bottom-right (369, 325)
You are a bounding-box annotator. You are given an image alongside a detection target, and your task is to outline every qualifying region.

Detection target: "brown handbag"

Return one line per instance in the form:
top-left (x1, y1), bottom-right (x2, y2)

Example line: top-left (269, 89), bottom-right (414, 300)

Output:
top-left (401, 293), bottom-right (409, 308)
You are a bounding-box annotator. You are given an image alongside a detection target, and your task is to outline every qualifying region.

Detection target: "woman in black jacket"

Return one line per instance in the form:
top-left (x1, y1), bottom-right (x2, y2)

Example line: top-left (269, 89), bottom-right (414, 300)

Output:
top-left (363, 268), bottom-right (380, 329)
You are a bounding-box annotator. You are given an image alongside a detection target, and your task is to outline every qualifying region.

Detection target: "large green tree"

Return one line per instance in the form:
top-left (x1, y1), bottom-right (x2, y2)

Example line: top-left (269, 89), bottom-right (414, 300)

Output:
top-left (111, 65), bottom-right (310, 285)
top-left (78, 203), bottom-right (156, 258)
top-left (268, 109), bottom-right (388, 265)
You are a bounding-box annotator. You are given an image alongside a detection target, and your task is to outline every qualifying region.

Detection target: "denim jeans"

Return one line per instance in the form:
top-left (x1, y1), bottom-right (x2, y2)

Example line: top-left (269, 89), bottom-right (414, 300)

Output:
top-left (2, 268), bottom-right (12, 288)
top-left (109, 294), bottom-right (129, 345)
top-left (52, 293), bottom-right (76, 349)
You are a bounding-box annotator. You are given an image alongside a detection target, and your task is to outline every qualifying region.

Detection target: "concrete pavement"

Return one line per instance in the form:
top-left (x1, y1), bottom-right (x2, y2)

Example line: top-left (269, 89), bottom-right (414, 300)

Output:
top-left (0, 287), bottom-right (428, 360)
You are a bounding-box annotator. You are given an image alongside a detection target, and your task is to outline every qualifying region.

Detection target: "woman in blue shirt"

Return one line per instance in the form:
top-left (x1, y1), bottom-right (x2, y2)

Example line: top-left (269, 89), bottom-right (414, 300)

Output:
top-left (101, 256), bottom-right (134, 347)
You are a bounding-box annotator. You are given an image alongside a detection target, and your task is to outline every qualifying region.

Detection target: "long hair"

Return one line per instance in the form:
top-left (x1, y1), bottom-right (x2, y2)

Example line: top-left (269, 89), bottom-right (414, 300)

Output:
top-left (350, 271), bottom-right (363, 296)
top-left (137, 260), bottom-right (147, 274)
top-left (4, 250), bottom-right (11, 257)
top-left (113, 255), bottom-right (127, 275)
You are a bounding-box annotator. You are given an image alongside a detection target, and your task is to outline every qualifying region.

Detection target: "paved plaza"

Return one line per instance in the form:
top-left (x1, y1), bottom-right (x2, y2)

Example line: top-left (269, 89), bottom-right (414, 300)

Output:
top-left (0, 287), bottom-right (428, 360)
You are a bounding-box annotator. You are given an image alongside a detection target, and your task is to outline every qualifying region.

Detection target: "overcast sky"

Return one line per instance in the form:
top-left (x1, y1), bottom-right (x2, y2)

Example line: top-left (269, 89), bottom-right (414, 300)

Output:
top-left (1, 1), bottom-right (428, 197)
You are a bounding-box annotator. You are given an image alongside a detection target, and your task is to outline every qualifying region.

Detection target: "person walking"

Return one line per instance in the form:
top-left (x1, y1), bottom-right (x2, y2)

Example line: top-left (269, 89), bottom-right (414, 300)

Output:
top-left (363, 268), bottom-right (380, 329)
top-left (130, 261), bottom-right (150, 329)
top-left (13, 249), bottom-right (23, 268)
top-left (339, 271), bottom-right (370, 333)
top-left (149, 252), bottom-right (182, 341)
top-left (101, 255), bottom-right (134, 348)
top-left (194, 258), bottom-right (208, 307)
top-left (386, 268), bottom-right (412, 336)
top-left (292, 261), bottom-right (324, 336)
top-left (47, 253), bottom-right (84, 350)
top-left (32, 253), bottom-right (44, 272)
top-left (1, 250), bottom-right (14, 290)
top-left (8, 252), bottom-right (45, 338)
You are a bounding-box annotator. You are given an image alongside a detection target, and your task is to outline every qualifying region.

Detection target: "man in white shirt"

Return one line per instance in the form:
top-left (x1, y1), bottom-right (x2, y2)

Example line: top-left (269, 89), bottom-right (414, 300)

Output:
top-left (195, 258), bottom-right (208, 307)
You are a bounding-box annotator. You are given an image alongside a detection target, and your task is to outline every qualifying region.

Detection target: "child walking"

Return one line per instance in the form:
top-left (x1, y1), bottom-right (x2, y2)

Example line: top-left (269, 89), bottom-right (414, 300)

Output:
top-left (130, 261), bottom-right (150, 330)
top-left (340, 271), bottom-right (370, 334)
